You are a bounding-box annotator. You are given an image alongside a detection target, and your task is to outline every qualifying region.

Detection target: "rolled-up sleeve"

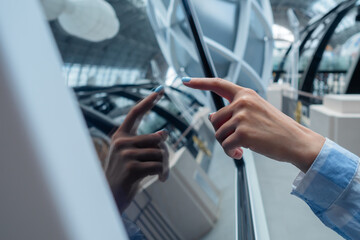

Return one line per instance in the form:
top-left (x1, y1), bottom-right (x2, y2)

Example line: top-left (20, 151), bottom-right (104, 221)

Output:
top-left (291, 138), bottom-right (360, 240)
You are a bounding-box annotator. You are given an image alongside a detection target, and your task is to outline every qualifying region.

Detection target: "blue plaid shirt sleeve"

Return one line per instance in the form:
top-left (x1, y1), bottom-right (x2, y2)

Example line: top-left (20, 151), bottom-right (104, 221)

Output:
top-left (291, 138), bottom-right (360, 240)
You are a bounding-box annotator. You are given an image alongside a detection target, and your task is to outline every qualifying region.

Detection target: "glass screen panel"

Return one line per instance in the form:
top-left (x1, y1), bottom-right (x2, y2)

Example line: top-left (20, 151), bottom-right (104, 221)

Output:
top-left (47, 0), bottom-right (226, 239)
top-left (243, 8), bottom-right (266, 77)
top-left (193, 0), bottom-right (239, 52)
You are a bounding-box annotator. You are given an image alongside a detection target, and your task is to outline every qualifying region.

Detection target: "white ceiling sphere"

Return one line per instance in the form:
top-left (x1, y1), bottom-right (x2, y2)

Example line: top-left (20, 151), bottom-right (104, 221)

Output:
top-left (40, 0), bottom-right (120, 42)
top-left (58, 0), bottom-right (120, 42)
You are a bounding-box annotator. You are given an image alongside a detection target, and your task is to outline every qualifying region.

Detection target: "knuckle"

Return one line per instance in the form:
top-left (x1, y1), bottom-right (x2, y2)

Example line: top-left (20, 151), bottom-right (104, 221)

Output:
top-left (159, 149), bottom-right (166, 157)
top-left (121, 149), bottom-right (135, 158)
top-left (221, 140), bottom-right (231, 150)
top-left (156, 150), bottom-right (163, 159)
top-left (235, 97), bottom-right (248, 108)
top-left (235, 112), bottom-right (246, 122)
top-left (215, 131), bottom-right (221, 142)
top-left (130, 105), bottom-right (141, 115)
top-left (113, 138), bottom-right (126, 149)
top-left (244, 88), bottom-right (256, 96)
top-left (111, 132), bottom-right (122, 142)
top-left (154, 133), bottom-right (163, 142)
top-left (160, 147), bottom-right (169, 160)
top-left (212, 78), bottom-right (224, 88)
top-left (235, 129), bottom-right (250, 148)
top-left (118, 150), bottom-right (126, 159)
top-left (148, 149), bottom-right (160, 159)
top-left (126, 161), bottom-right (139, 172)
top-left (111, 135), bottom-right (117, 142)
top-left (122, 170), bottom-right (132, 182)
top-left (236, 110), bottom-right (249, 124)
top-left (236, 128), bottom-right (249, 141)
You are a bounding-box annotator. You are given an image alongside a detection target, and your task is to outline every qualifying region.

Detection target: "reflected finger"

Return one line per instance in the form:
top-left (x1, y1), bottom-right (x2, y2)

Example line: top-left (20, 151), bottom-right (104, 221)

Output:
top-left (116, 86), bottom-right (164, 135)
top-left (131, 161), bottom-right (163, 182)
top-left (133, 131), bottom-right (168, 148)
top-left (158, 142), bottom-right (169, 182)
top-left (124, 148), bottom-right (164, 162)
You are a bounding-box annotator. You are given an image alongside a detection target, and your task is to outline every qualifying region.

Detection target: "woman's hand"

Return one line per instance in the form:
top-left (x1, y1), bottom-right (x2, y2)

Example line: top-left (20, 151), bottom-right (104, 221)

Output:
top-left (182, 78), bottom-right (325, 172)
top-left (106, 87), bottom-right (169, 213)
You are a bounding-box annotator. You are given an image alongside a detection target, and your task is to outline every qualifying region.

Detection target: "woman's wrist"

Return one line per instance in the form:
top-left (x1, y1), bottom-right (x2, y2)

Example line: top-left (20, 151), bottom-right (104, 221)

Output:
top-left (292, 126), bottom-right (325, 173)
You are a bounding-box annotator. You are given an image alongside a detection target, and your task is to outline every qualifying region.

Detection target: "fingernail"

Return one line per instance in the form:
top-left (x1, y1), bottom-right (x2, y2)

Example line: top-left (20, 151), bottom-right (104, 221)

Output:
top-left (162, 129), bottom-right (169, 137)
top-left (159, 171), bottom-right (169, 182)
top-left (157, 129), bottom-right (168, 140)
top-left (154, 85), bottom-right (164, 93)
top-left (208, 112), bottom-right (215, 120)
top-left (234, 152), bottom-right (243, 160)
top-left (182, 77), bottom-right (191, 83)
top-left (234, 148), bottom-right (243, 160)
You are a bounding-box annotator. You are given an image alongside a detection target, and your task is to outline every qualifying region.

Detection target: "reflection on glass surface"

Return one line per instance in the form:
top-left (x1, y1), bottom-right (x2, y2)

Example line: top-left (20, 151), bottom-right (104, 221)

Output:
top-left (256, 0), bottom-right (262, 8)
top-left (148, 0), bottom-right (273, 98)
top-left (147, 0), bottom-right (205, 78)
top-left (298, 22), bottom-right (327, 72)
top-left (49, 0), bottom-right (222, 239)
top-left (193, 0), bottom-right (239, 51)
top-left (161, 0), bottom-right (171, 9)
top-left (192, 0), bottom-right (240, 78)
top-left (311, 0), bottom-right (339, 17)
top-left (243, 9), bottom-right (266, 77)
top-left (272, 25), bottom-right (294, 71)
top-left (273, 41), bottom-right (291, 71)
top-left (275, 13), bottom-right (335, 86)
top-left (44, 0), bottom-right (275, 237)
top-left (313, 8), bottom-right (360, 95)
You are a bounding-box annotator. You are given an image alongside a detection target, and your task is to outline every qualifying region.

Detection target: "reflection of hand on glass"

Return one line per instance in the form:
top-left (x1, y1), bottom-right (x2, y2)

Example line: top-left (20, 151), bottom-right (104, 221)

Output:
top-left (106, 86), bottom-right (169, 213)
top-left (182, 77), bottom-right (324, 172)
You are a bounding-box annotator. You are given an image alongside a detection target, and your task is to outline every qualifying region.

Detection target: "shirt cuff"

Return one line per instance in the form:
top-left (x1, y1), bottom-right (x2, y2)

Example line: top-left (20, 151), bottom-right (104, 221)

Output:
top-left (291, 138), bottom-right (359, 214)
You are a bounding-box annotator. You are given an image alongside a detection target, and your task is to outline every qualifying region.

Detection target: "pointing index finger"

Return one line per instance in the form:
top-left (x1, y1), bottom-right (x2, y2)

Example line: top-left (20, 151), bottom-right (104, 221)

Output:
top-left (116, 86), bottom-right (164, 135)
top-left (182, 78), bottom-right (241, 102)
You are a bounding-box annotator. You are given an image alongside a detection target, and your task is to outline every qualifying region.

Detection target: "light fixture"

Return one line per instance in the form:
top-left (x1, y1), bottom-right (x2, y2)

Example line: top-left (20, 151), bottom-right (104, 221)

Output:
top-left (40, 0), bottom-right (120, 42)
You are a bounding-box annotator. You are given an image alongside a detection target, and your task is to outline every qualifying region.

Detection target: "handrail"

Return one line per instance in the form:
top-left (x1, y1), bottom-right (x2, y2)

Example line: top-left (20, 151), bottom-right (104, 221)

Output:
top-left (301, 0), bottom-right (356, 93)
top-left (274, 0), bottom-right (354, 83)
top-left (297, 90), bottom-right (324, 101)
top-left (73, 83), bottom-right (205, 107)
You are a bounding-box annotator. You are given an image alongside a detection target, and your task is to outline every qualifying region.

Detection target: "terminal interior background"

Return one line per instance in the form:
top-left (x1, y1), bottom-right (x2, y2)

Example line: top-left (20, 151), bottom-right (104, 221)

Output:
top-left (1, 0), bottom-right (360, 239)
